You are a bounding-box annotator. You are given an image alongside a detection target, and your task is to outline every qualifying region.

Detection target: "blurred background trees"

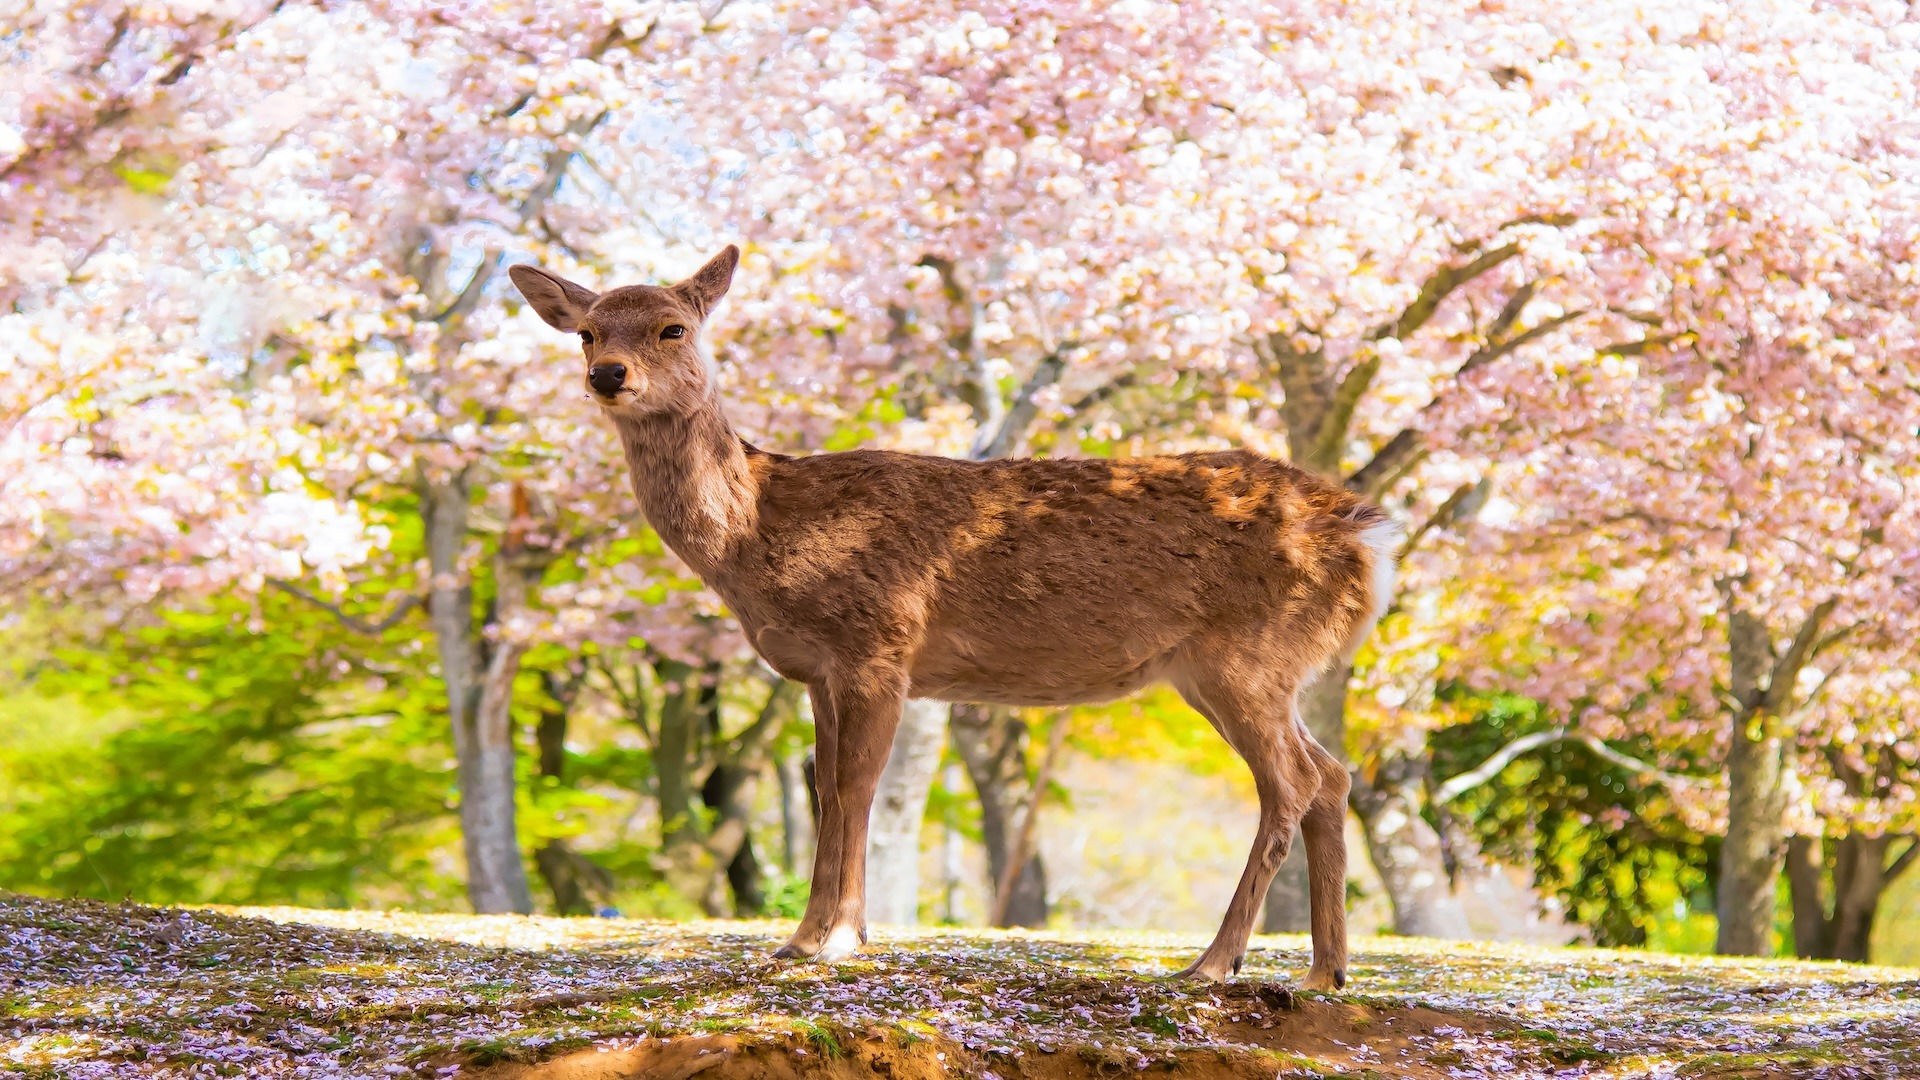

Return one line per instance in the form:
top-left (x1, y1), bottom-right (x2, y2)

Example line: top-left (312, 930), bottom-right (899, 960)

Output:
top-left (3, 0), bottom-right (1916, 963)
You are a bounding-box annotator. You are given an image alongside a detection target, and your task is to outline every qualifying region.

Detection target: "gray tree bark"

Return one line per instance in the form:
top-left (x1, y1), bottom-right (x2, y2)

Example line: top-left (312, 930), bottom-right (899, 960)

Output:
top-left (701, 762), bottom-right (766, 915)
top-left (1716, 600), bottom-right (1839, 956)
top-left (425, 475), bottom-right (534, 915)
top-left (865, 698), bottom-right (948, 925)
top-left (1718, 712), bottom-right (1788, 955)
top-left (1787, 833), bottom-right (1911, 962)
top-left (950, 704), bottom-right (1049, 927)
top-left (531, 670), bottom-right (611, 916)
top-left (694, 677), bottom-right (801, 916)
top-left (778, 749), bottom-right (815, 875)
top-left (1350, 740), bottom-right (1474, 939)
top-left (650, 658), bottom-right (721, 908)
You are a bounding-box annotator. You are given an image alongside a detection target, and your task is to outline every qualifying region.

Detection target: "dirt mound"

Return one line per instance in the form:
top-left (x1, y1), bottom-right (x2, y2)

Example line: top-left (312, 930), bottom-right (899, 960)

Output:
top-left (472, 995), bottom-right (1507, 1080)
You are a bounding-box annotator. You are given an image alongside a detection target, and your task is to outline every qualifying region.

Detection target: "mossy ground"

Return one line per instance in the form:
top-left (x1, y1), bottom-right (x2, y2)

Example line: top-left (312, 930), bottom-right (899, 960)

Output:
top-left (2, 893), bottom-right (1914, 1078)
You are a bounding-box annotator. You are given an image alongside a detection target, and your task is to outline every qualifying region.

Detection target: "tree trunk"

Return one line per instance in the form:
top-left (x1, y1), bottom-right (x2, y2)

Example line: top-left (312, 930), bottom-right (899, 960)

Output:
top-left (864, 698), bottom-right (948, 925)
top-left (1351, 751), bottom-right (1474, 939)
top-left (1786, 834), bottom-right (1826, 959)
top-left (1254, 272), bottom-right (1543, 941)
top-left (701, 762), bottom-right (765, 915)
top-left (1831, 834), bottom-right (1895, 962)
top-left (531, 672), bottom-right (609, 916)
top-left (653, 659), bottom-right (714, 848)
top-left (951, 704), bottom-right (1048, 927)
top-left (1718, 608), bottom-right (1791, 957)
top-left (1788, 832), bottom-right (1903, 962)
top-left (424, 475), bottom-right (533, 915)
top-left (778, 750), bottom-right (814, 875)
top-left (653, 658), bottom-right (720, 904)
top-left (1267, 668), bottom-right (1471, 938)
top-left (534, 843), bottom-right (613, 917)
top-left (1718, 714), bottom-right (1787, 955)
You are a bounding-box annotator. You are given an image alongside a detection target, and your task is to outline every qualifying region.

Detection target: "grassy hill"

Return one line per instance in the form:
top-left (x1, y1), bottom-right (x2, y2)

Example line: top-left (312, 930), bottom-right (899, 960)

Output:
top-left (2, 893), bottom-right (1914, 1079)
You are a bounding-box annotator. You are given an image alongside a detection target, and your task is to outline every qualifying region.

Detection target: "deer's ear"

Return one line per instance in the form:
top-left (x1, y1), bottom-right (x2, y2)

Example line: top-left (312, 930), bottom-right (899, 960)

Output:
top-left (508, 264), bottom-right (599, 332)
top-left (675, 245), bottom-right (739, 316)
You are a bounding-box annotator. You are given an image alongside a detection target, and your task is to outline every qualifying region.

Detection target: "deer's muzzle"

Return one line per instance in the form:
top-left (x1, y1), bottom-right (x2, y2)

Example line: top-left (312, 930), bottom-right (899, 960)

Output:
top-left (589, 363), bottom-right (627, 395)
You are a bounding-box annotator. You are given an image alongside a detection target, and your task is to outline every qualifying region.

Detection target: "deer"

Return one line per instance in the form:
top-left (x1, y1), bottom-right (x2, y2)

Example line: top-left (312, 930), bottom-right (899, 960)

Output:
top-left (509, 246), bottom-right (1400, 989)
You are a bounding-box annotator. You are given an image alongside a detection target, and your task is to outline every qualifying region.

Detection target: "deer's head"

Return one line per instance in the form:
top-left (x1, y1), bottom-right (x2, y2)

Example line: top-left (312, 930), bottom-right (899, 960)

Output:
top-left (509, 245), bottom-right (739, 414)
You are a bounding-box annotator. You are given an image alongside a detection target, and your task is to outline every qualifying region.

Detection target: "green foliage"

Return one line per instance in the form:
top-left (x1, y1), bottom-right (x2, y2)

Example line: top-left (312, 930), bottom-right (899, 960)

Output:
top-left (760, 871), bottom-right (810, 919)
top-left (1069, 687), bottom-right (1248, 793)
top-left (110, 151), bottom-right (177, 195)
top-left (822, 393), bottom-right (910, 452)
top-left (1429, 688), bottom-right (1718, 948)
top-left (1879, 869), bottom-right (1920, 967)
top-left (0, 597), bottom-right (463, 909)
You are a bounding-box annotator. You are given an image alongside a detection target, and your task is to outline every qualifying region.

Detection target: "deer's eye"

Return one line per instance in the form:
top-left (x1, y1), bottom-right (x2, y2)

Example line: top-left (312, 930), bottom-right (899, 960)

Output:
top-left (661, 325), bottom-right (686, 340)
top-left (579, 330), bottom-right (594, 346)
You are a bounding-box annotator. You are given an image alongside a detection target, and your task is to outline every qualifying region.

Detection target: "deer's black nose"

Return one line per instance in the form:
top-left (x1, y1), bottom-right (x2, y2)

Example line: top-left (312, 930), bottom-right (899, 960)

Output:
top-left (589, 364), bottom-right (627, 395)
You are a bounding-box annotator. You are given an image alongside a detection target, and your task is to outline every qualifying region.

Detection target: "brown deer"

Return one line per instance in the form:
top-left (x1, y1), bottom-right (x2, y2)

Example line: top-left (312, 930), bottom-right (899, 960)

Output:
top-left (509, 246), bottom-right (1400, 988)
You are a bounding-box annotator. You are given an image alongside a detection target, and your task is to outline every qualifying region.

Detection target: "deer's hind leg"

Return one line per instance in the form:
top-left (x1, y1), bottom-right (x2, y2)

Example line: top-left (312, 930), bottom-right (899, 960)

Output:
top-left (1169, 653), bottom-right (1324, 983)
top-left (1299, 742), bottom-right (1350, 991)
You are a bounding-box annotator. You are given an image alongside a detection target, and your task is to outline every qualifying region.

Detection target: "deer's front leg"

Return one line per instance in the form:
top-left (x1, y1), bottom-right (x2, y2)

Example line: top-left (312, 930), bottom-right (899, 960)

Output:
top-left (773, 669), bottom-right (907, 962)
top-left (775, 683), bottom-right (843, 959)
top-left (771, 664), bottom-right (906, 957)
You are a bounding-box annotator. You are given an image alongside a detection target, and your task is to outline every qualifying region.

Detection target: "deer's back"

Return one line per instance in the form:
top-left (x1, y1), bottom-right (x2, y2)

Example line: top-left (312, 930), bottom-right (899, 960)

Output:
top-left (724, 448), bottom-right (1380, 703)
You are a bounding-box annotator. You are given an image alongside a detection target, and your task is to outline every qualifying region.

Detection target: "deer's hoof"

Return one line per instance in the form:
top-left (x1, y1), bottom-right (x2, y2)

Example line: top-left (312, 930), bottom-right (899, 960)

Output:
top-left (813, 925), bottom-right (863, 963)
top-left (1169, 958), bottom-right (1233, 984)
top-left (1301, 967), bottom-right (1346, 992)
top-left (771, 942), bottom-right (815, 960)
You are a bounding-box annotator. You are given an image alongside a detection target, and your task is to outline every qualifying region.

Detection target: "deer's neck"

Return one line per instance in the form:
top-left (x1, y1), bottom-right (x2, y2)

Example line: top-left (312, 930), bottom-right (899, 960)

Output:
top-left (609, 397), bottom-right (758, 578)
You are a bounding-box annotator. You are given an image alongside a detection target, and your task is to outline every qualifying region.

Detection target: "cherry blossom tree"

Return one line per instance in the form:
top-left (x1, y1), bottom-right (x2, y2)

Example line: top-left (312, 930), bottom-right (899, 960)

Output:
top-left (9, 0), bottom-right (1916, 953)
top-left (2, 0), bottom-right (709, 913)
top-left (1439, 0), bottom-right (1920, 955)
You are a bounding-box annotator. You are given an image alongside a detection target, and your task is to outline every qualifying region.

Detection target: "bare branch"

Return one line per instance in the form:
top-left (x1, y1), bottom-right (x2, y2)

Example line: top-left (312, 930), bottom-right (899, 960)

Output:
top-left (974, 347), bottom-right (1073, 460)
top-left (1457, 309), bottom-right (1587, 378)
top-left (1307, 354), bottom-right (1383, 469)
top-left (431, 110), bottom-right (608, 328)
top-left (1404, 477), bottom-right (1491, 553)
top-left (515, 111), bottom-right (608, 231)
top-left (722, 677), bottom-right (803, 772)
top-left (1574, 734), bottom-right (1705, 788)
top-left (0, 12), bottom-right (279, 183)
top-left (1484, 279), bottom-right (1540, 345)
top-left (268, 580), bottom-right (422, 635)
top-left (1809, 622), bottom-right (1856, 662)
top-left (1344, 300), bottom-right (1584, 496)
top-left (1345, 428), bottom-right (1420, 497)
top-left (1261, 332), bottom-right (1337, 468)
top-left (1599, 334), bottom-right (1681, 357)
top-left (1431, 730), bottom-right (1568, 806)
top-left (429, 246), bottom-right (505, 325)
top-left (1066, 371), bottom-right (1136, 415)
top-left (1432, 728), bottom-right (1706, 807)
top-left (1765, 597), bottom-right (1842, 714)
top-left (502, 23), bottom-right (643, 121)
top-left (1369, 243), bottom-right (1521, 342)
